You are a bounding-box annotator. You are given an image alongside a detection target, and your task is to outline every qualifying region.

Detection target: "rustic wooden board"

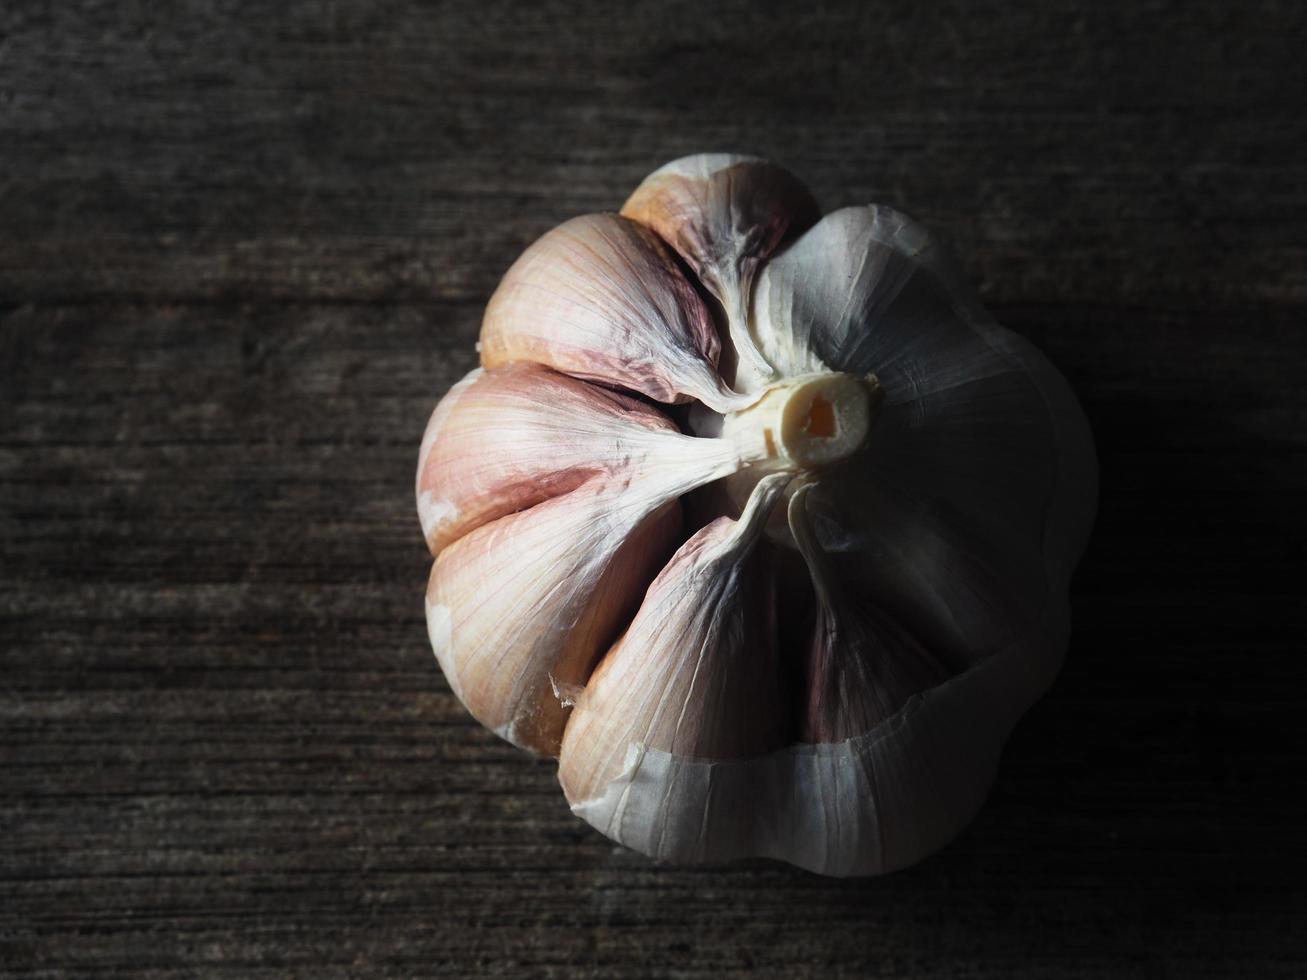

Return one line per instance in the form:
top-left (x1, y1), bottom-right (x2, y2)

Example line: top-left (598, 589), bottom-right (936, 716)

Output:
top-left (2, 2), bottom-right (1305, 976)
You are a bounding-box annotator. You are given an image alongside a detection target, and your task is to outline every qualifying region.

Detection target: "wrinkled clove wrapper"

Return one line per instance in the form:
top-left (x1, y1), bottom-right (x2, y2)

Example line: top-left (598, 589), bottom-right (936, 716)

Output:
top-left (416, 153), bottom-right (1098, 876)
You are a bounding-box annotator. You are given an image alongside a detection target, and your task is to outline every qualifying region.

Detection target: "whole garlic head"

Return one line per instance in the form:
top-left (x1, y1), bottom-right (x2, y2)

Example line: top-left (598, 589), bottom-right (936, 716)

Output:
top-left (416, 154), bottom-right (1097, 876)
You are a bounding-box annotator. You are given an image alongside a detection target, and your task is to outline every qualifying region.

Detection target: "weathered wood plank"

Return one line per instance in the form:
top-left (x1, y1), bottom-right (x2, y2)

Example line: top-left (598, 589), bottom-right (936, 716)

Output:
top-left (2, 2), bottom-right (1305, 307)
top-left (3, 0), bottom-right (1306, 976)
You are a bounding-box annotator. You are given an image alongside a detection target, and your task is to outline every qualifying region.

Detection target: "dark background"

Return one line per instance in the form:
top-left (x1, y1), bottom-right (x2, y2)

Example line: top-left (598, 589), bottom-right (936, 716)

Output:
top-left (2, 2), bottom-right (1304, 976)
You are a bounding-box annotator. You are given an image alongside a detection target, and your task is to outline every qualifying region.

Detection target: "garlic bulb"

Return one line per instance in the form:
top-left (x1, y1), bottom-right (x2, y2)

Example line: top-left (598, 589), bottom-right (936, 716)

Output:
top-left (417, 154), bottom-right (1097, 876)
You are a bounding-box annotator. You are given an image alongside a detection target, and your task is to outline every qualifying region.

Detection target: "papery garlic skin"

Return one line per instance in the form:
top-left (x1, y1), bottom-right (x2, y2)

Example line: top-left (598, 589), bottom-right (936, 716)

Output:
top-left (788, 486), bottom-right (956, 742)
top-left (417, 363), bottom-right (685, 554)
top-left (427, 489), bottom-right (682, 753)
top-left (417, 154), bottom-right (1097, 877)
top-left (558, 474), bottom-right (793, 804)
top-left (564, 625), bottom-right (1061, 876)
top-left (479, 213), bottom-right (751, 412)
top-left (621, 154), bottom-right (821, 392)
top-left (756, 204), bottom-right (1080, 662)
top-left (422, 380), bottom-right (768, 753)
top-left (753, 205), bottom-right (932, 379)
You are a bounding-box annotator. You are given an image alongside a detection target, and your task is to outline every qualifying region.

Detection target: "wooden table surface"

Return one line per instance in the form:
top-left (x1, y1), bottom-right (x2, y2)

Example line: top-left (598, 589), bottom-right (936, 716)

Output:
top-left (3, 2), bottom-right (1304, 976)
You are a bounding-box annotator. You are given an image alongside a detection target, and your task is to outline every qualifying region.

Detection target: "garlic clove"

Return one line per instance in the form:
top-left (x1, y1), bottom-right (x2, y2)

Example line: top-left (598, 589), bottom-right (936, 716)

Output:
top-left (428, 487), bottom-right (681, 755)
top-left (621, 154), bottom-right (820, 393)
top-left (479, 213), bottom-right (750, 412)
top-left (800, 612), bottom-right (954, 738)
top-left (752, 205), bottom-right (949, 379)
top-left (558, 474), bottom-right (792, 842)
top-left (415, 366), bottom-right (483, 532)
top-left (426, 427), bottom-right (758, 756)
top-left (787, 485), bottom-right (954, 743)
top-left (416, 362), bottom-right (685, 555)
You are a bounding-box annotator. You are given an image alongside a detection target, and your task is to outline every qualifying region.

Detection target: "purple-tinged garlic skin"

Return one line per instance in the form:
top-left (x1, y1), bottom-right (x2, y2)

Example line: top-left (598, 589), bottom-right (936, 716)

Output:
top-left (427, 488), bottom-right (682, 754)
top-left (621, 154), bottom-right (821, 391)
top-left (479, 213), bottom-right (750, 413)
top-left (421, 378), bottom-right (762, 754)
top-left (417, 362), bottom-right (682, 555)
top-left (417, 153), bottom-right (1098, 876)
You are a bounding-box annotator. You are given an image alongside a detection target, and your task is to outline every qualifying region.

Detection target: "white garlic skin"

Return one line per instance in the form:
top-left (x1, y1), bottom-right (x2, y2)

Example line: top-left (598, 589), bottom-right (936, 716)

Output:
top-left (417, 154), bottom-right (1098, 876)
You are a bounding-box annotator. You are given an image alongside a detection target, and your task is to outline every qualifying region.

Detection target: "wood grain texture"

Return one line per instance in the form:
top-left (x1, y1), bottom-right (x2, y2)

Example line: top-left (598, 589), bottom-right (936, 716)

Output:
top-left (2, 1), bottom-right (1305, 977)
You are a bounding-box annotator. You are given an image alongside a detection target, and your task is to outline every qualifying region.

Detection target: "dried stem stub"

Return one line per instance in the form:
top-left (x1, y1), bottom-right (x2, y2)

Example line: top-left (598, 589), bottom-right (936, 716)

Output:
top-left (722, 370), bottom-right (882, 473)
